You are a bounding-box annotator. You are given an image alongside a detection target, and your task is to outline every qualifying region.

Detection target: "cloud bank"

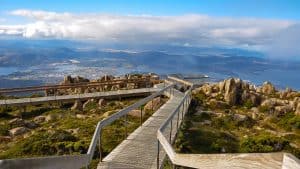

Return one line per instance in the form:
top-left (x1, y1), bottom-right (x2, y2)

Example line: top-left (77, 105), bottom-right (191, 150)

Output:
top-left (0, 9), bottom-right (300, 59)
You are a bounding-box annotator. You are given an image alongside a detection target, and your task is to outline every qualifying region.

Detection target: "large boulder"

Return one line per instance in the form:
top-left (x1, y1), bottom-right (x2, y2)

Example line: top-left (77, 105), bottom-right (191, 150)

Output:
top-left (98, 99), bottom-right (107, 107)
top-left (25, 121), bottom-right (38, 129)
top-left (9, 118), bottom-right (25, 127)
top-left (0, 136), bottom-right (12, 142)
top-left (71, 100), bottom-right (83, 111)
top-left (34, 116), bottom-right (46, 123)
top-left (261, 81), bottom-right (276, 95)
top-left (274, 105), bottom-right (293, 115)
top-left (9, 127), bottom-right (29, 137)
top-left (224, 78), bottom-right (240, 105)
top-left (295, 104), bottom-right (300, 116)
top-left (233, 114), bottom-right (248, 122)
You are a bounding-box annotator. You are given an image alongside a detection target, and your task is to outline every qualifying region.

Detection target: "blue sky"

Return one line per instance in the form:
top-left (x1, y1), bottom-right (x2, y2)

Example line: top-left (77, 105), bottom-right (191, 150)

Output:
top-left (1, 0), bottom-right (300, 19)
top-left (0, 0), bottom-right (300, 59)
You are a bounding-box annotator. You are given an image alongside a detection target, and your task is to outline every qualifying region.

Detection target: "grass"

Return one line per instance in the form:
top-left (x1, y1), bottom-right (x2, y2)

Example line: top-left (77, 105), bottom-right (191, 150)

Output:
top-left (0, 95), bottom-right (167, 169)
top-left (173, 96), bottom-right (300, 159)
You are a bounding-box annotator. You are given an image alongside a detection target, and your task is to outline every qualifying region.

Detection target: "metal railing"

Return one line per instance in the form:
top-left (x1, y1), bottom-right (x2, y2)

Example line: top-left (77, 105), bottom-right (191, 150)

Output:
top-left (0, 84), bottom-right (175, 169)
top-left (0, 88), bottom-right (159, 107)
top-left (157, 77), bottom-right (300, 169)
top-left (0, 78), bottom-right (152, 94)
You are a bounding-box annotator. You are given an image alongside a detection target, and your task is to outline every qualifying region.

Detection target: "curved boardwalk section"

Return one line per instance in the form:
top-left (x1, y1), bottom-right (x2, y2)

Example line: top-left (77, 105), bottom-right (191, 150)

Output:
top-left (98, 86), bottom-right (184, 169)
top-left (0, 88), bottom-right (159, 107)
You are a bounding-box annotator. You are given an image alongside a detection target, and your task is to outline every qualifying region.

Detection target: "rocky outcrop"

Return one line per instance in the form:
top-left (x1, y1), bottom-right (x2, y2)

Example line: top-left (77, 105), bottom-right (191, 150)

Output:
top-left (194, 77), bottom-right (300, 116)
top-left (274, 105), bottom-right (293, 115)
top-left (224, 78), bottom-right (240, 105)
top-left (60, 75), bottom-right (89, 85)
top-left (260, 81), bottom-right (276, 95)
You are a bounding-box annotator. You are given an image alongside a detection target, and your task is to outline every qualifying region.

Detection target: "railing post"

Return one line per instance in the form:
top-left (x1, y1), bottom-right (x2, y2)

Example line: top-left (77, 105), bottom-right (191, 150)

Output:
top-left (99, 130), bottom-right (102, 162)
top-left (124, 114), bottom-right (128, 139)
top-left (157, 140), bottom-right (160, 169)
top-left (182, 102), bottom-right (185, 120)
top-left (140, 106), bottom-right (143, 126)
top-left (152, 99), bottom-right (154, 112)
top-left (176, 109), bottom-right (179, 130)
top-left (169, 119), bottom-right (173, 143)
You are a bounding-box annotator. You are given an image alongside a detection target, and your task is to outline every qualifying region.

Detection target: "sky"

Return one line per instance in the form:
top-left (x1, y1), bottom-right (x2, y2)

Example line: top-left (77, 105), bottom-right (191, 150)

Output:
top-left (0, 0), bottom-right (300, 59)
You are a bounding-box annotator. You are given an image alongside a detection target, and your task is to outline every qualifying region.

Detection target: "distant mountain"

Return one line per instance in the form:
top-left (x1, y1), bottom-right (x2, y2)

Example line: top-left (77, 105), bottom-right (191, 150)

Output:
top-left (0, 40), bottom-right (300, 89)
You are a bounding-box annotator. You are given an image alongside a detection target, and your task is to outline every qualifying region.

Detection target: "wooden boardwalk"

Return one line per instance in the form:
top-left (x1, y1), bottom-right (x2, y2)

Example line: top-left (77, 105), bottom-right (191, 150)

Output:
top-left (98, 85), bottom-right (184, 169)
top-left (0, 88), bottom-right (159, 107)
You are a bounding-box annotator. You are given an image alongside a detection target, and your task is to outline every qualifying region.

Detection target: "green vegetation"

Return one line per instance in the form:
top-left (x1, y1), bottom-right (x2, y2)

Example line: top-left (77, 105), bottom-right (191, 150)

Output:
top-left (174, 95), bottom-right (300, 159)
top-left (0, 95), bottom-right (167, 169)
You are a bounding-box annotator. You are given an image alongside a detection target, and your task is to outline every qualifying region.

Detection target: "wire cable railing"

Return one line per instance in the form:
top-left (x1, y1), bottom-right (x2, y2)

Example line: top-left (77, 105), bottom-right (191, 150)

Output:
top-left (0, 84), bottom-right (175, 169)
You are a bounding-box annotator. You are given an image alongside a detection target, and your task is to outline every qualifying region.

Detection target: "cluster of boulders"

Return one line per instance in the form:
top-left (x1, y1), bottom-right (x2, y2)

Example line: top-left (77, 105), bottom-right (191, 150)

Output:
top-left (70, 98), bottom-right (107, 111)
top-left (5, 118), bottom-right (39, 138)
top-left (46, 73), bottom-right (159, 96)
top-left (194, 78), bottom-right (300, 116)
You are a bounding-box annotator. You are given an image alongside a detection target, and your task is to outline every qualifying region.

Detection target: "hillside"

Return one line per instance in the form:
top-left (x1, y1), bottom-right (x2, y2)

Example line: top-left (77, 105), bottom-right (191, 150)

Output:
top-left (175, 78), bottom-right (300, 158)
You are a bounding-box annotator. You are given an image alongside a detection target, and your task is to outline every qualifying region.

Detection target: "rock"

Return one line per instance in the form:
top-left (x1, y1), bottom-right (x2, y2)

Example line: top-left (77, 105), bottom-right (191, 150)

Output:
top-left (199, 84), bottom-right (213, 95)
top-left (71, 100), bottom-right (83, 111)
top-left (144, 97), bottom-right (161, 111)
top-left (83, 99), bottom-right (95, 109)
top-left (0, 136), bottom-right (12, 142)
top-left (261, 81), bottom-right (276, 95)
top-left (200, 120), bottom-right (212, 125)
top-left (249, 93), bottom-right (262, 106)
top-left (128, 109), bottom-right (143, 117)
top-left (261, 98), bottom-right (276, 107)
top-left (98, 99), bottom-right (106, 107)
top-left (9, 118), bottom-right (25, 127)
top-left (76, 114), bottom-right (87, 119)
top-left (218, 81), bottom-right (225, 93)
top-left (261, 98), bottom-right (288, 108)
top-left (251, 107), bottom-right (259, 119)
top-left (208, 99), bottom-right (228, 109)
top-left (45, 114), bottom-right (57, 122)
top-left (100, 75), bottom-right (114, 81)
top-left (66, 128), bottom-right (80, 135)
top-left (9, 127), bottom-right (29, 137)
top-left (34, 116), bottom-right (46, 123)
top-left (60, 75), bottom-right (89, 85)
top-left (74, 76), bottom-right (89, 83)
top-left (25, 121), bottom-right (38, 129)
top-left (224, 78), bottom-right (239, 105)
top-left (295, 104), bottom-right (300, 116)
top-left (233, 114), bottom-right (247, 122)
top-left (274, 105), bottom-right (293, 115)
top-left (61, 75), bottom-right (73, 85)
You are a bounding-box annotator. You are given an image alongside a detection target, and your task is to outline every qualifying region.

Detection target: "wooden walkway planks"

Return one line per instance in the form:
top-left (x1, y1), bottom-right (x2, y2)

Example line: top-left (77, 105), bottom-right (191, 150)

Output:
top-left (0, 88), bottom-right (159, 107)
top-left (97, 86), bottom-right (184, 169)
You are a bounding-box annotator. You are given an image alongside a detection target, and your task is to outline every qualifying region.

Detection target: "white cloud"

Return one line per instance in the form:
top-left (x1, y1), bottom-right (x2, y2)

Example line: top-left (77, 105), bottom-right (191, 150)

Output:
top-left (1, 9), bottom-right (300, 58)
